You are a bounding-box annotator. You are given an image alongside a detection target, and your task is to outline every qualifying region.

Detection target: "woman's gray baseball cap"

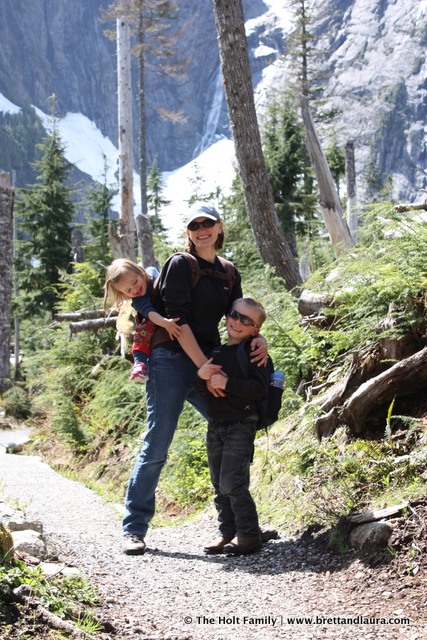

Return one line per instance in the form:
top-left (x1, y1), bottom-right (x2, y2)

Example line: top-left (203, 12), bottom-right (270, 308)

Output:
top-left (185, 202), bottom-right (221, 227)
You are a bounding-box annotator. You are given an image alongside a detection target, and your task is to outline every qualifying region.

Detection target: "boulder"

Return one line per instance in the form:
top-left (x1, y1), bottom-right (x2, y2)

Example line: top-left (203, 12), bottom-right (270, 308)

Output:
top-left (349, 522), bottom-right (393, 553)
top-left (12, 529), bottom-right (47, 558)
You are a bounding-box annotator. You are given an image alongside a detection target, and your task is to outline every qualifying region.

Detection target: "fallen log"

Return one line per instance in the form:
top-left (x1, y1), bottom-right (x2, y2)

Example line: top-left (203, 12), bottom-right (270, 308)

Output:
top-left (298, 289), bottom-right (331, 316)
top-left (316, 347), bottom-right (427, 438)
top-left (394, 201), bottom-right (427, 213)
top-left (340, 347), bottom-right (427, 434)
top-left (69, 317), bottom-right (117, 336)
top-left (347, 501), bottom-right (409, 524)
top-left (55, 309), bottom-right (118, 322)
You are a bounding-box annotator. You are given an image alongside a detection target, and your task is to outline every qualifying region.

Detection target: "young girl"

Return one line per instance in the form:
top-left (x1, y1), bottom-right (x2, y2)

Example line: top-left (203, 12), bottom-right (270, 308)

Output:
top-left (103, 259), bottom-right (183, 382)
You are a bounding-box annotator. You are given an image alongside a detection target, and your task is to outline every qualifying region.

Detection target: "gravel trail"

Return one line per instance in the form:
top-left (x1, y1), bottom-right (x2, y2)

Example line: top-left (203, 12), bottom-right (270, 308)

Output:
top-left (0, 446), bottom-right (426, 640)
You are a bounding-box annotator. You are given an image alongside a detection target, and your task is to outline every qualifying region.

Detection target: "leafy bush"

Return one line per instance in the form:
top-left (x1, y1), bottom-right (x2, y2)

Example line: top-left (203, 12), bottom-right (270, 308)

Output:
top-left (161, 403), bottom-right (211, 507)
top-left (51, 396), bottom-right (90, 447)
top-left (82, 358), bottom-right (147, 437)
top-left (2, 386), bottom-right (31, 419)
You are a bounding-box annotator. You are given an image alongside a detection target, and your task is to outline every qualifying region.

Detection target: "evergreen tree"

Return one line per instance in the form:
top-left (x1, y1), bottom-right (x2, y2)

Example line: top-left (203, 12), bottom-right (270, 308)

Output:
top-left (221, 172), bottom-right (264, 283)
top-left (286, 0), bottom-right (330, 106)
top-left (146, 158), bottom-right (172, 263)
top-left (262, 98), bottom-right (318, 252)
top-left (15, 121), bottom-right (75, 318)
top-left (84, 162), bottom-right (115, 268)
top-left (185, 163), bottom-right (221, 207)
top-left (147, 158), bottom-right (171, 223)
top-left (325, 139), bottom-right (345, 197)
top-left (0, 105), bottom-right (45, 187)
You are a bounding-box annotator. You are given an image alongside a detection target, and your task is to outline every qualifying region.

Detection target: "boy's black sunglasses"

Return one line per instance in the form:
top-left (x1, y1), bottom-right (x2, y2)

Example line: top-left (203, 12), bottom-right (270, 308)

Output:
top-left (187, 218), bottom-right (218, 231)
top-left (228, 308), bottom-right (258, 328)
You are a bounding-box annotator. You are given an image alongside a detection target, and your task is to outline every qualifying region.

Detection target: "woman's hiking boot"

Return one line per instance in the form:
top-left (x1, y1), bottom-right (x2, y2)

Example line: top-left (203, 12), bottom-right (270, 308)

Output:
top-left (122, 534), bottom-right (146, 555)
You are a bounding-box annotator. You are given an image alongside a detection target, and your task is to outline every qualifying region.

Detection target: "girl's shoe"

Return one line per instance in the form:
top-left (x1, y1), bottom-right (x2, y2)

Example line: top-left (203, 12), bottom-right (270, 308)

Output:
top-left (130, 362), bottom-right (149, 382)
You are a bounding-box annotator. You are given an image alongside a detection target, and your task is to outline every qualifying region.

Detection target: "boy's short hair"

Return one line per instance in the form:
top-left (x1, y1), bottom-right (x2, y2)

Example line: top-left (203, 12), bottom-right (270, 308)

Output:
top-left (233, 297), bottom-right (267, 327)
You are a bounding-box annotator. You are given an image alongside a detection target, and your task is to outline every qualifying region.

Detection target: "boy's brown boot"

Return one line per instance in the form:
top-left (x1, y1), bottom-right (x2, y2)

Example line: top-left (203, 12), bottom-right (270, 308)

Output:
top-left (203, 536), bottom-right (233, 554)
top-left (222, 535), bottom-right (262, 555)
top-left (260, 527), bottom-right (279, 542)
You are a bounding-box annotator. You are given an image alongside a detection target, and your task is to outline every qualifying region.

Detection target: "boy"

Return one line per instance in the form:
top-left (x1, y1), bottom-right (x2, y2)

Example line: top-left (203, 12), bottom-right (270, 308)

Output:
top-left (196, 297), bottom-right (270, 556)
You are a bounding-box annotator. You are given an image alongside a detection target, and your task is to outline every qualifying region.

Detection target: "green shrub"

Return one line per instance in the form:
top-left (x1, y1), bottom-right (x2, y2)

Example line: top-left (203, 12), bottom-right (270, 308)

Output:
top-left (51, 397), bottom-right (90, 448)
top-left (2, 386), bottom-right (31, 420)
top-left (162, 403), bottom-right (211, 507)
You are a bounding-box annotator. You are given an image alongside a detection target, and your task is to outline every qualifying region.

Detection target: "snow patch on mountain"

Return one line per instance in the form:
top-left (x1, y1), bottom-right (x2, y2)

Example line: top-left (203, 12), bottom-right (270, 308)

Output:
top-left (29, 103), bottom-right (235, 241)
top-left (0, 93), bottom-right (21, 115)
top-left (161, 138), bottom-right (236, 238)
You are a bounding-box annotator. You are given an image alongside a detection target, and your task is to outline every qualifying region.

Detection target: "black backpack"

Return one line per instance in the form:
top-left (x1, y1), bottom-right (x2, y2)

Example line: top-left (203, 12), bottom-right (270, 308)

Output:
top-left (236, 340), bottom-right (283, 431)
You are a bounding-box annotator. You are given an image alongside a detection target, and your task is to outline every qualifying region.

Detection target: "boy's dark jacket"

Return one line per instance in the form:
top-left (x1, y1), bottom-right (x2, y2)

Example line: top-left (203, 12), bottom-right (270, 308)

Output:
top-left (195, 340), bottom-right (270, 423)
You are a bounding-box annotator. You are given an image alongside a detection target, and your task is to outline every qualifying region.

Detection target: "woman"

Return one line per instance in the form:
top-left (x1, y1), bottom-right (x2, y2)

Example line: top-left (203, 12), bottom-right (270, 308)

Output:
top-left (122, 202), bottom-right (266, 555)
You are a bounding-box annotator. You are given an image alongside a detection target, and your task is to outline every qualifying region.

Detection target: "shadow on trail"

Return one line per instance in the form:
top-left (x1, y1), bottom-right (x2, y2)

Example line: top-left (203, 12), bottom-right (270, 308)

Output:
top-left (144, 535), bottom-right (356, 577)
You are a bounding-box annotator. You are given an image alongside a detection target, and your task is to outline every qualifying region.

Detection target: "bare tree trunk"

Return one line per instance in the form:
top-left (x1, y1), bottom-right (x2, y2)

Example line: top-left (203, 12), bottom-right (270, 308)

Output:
top-left (55, 309), bottom-right (118, 321)
top-left (12, 170), bottom-right (19, 375)
top-left (135, 4), bottom-right (158, 268)
top-left (345, 141), bottom-right (358, 242)
top-left (0, 172), bottom-right (13, 391)
top-left (138, 6), bottom-right (147, 218)
top-left (71, 228), bottom-right (85, 264)
top-left (108, 220), bottom-right (136, 261)
top-left (212, 0), bottom-right (302, 293)
top-left (135, 214), bottom-right (159, 269)
top-left (114, 15), bottom-right (136, 261)
top-left (300, 95), bottom-right (355, 256)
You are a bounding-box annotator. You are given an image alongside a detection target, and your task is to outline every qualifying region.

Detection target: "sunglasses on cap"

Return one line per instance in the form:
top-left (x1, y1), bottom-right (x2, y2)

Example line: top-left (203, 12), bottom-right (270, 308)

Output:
top-left (187, 218), bottom-right (218, 231)
top-left (228, 308), bottom-right (258, 328)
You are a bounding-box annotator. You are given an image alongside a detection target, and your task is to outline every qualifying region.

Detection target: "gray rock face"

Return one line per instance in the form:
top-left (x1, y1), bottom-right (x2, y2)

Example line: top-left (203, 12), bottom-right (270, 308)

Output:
top-left (322, 0), bottom-right (427, 201)
top-left (1, 0), bottom-right (426, 199)
top-left (0, 0), bottom-right (271, 173)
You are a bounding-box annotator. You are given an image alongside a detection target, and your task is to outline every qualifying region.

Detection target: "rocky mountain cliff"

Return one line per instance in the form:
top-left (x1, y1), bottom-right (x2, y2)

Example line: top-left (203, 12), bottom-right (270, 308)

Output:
top-left (0, 0), bottom-right (269, 174)
top-left (1, 0), bottom-right (427, 201)
top-left (319, 0), bottom-right (427, 201)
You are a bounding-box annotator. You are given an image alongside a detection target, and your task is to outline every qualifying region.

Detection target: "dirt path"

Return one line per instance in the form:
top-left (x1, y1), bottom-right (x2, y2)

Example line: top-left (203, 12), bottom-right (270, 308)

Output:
top-left (0, 431), bottom-right (426, 640)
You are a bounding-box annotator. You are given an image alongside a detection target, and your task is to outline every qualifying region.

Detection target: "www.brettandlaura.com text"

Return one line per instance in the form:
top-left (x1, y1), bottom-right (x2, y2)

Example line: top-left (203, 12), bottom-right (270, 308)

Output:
top-left (186, 615), bottom-right (411, 627)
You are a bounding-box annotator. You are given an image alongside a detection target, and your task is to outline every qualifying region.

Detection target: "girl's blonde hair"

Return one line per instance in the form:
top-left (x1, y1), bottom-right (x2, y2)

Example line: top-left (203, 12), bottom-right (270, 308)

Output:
top-left (103, 259), bottom-right (151, 312)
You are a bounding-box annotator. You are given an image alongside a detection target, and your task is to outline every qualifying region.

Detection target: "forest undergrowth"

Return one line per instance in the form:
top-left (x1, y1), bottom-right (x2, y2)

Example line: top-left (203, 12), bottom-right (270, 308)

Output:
top-left (3, 203), bottom-right (427, 532)
top-left (2, 202), bottom-right (427, 563)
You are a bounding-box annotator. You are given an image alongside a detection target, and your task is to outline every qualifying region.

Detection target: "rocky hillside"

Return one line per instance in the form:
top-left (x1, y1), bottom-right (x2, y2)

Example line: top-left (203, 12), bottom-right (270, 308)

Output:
top-left (321, 0), bottom-right (427, 201)
top-left (1, 0), bottom-right (427, 201)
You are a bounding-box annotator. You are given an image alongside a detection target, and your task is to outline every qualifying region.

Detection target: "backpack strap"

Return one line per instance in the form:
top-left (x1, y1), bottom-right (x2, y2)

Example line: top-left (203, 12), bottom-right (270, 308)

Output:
top-left (149, 252), bottom-right (236, 303)
top-left (236, 340), bottom-right (251, 380)
top-left (182, 253), bottom-right (236, 296)
top-left (149, 252), bottom-right (237, 350)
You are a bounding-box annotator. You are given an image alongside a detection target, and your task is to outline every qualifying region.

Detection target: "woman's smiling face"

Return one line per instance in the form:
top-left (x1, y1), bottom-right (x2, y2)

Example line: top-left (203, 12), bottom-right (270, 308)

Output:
top-left (185, 217), bottom-right (222, 250)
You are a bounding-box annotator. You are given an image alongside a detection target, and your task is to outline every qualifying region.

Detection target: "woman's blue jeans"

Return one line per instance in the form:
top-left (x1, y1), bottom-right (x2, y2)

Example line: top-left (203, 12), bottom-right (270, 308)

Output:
top-left (122, 347), bottom-right (208, 536)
